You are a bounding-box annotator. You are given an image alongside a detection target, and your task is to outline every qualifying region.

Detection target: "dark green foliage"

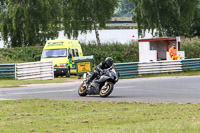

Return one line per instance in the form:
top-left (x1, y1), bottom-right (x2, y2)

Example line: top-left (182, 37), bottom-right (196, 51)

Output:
top-left (191, 5), bottom-right (200, 36)
top-left (62, 0), bottom-right (118, 39)
top-left (0, 0), bottom-right (118, 47)
top-left (114, 0), bottom-right (134, 17)
top-left (0, 0), bottom-right (61, 47)
top-left (81, 41), bottom-right (139, 65)
top-left (181, 37), bottom-right (200, 59)
top-left (1, 38), bottom-right (200, 64)
top-left (0, 46), bottom-right (43, 63)
top-left (0, 42), bottom-right (139, 64)
top-left (133, 0), bottom-right (200, 37)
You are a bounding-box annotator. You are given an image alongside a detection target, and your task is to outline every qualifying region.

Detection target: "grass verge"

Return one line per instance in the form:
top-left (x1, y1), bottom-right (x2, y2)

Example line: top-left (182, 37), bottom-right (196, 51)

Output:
top-left (0, 99), bottom-right (200, 132)
top-left (139, 70), bottom-right (200, 78)
top-left (0, 78), bottom-right (70, 88)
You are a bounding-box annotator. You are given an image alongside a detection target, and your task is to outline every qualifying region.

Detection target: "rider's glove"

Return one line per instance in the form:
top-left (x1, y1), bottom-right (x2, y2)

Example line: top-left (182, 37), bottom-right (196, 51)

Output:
top-left (99, 69), bottom-right (103, 75)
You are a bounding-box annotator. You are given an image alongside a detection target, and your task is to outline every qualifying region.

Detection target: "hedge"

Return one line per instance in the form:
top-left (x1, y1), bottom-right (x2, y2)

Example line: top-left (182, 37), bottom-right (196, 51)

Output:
top-left (0, 41), bottom-right (139, 65)
top-left (1, 37), bottom-right (200, 65)
top-left (81, 41), bottom-right (139, 64)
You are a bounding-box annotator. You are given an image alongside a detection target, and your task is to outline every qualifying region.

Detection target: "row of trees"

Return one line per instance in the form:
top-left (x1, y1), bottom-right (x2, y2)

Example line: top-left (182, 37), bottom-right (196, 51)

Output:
top-left (132, 0), bottom-right (200, 37)
top-left (0, 0), bottom-right (117, 47)
top-left (1, 0), bottom-right (200, 47)
top-left (114, 0), bottom-right (134, 17)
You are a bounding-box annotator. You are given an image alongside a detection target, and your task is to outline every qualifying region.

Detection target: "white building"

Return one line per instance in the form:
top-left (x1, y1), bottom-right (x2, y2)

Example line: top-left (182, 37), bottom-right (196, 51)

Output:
top-left (138, 37), bottom-right (185, 62)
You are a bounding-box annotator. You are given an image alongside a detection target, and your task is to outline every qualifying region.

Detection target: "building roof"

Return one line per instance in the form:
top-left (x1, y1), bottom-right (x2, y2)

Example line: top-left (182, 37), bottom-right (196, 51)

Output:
top-left (138, 37), bottom-right (185, 42)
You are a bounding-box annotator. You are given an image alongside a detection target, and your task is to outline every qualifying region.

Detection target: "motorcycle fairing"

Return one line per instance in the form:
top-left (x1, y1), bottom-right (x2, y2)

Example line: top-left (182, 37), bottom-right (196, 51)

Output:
top-left (90, 76), bottom-right (109, 94)
top-left (95, 76), bottom-right (110, 83)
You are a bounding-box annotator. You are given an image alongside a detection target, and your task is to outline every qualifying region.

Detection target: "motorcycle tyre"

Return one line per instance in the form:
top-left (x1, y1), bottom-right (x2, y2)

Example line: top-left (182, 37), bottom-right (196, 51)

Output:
top-left (78, 83), bottom-right (88, 96)
top-left (100, 83), bottom-right (114, 97)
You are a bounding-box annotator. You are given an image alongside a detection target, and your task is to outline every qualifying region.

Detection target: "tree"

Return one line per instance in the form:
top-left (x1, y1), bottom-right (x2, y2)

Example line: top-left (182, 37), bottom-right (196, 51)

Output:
top-left (190, 3), bottom-right (200, 36)
top-left (0, 0), bottom-right (118, 47)
top-left (114, 0), bottom-right (134, 17)
top-left (0, 0), bottom-right (61, 47)
top-left (62, 0), bottom-right (118, 45)
top-left (132, 0), bottom-right (199, 37)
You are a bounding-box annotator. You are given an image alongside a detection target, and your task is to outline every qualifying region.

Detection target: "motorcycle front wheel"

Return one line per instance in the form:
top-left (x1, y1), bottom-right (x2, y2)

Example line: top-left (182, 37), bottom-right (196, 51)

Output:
top-left (100, 82), bottom-right (114, 97)
top-left (78, 82), bottom-right (88, 96)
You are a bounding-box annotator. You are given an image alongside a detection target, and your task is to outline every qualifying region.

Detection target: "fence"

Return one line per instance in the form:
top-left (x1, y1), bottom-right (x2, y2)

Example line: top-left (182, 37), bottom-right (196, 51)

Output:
top-left (1, 59), bottom-right (200, 80)
top-left (181, 58), bottom-right (200, 71)
top-left (115, 58), bottom-right (200, 79)
top-left (138, 61), bottom-right (182, 75)
top-left (15, 61), bottom-right (54, 80)
top-left (0, 61), bottom-right (54, 80)
top-left (0, 64), bottom-right (15, 78)
top-left (114, 62), bottom-right (138, 79)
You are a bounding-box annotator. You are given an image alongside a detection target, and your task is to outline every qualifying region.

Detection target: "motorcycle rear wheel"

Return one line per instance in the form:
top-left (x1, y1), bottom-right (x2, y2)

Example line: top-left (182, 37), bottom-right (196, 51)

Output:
top-left (100, 82), bottom-right (114, 97)
top-left (78, 82), bottom-right (88, 96)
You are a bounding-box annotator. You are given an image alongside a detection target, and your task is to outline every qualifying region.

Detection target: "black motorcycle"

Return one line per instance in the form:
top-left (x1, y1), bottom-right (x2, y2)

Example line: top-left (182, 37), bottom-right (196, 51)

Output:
top-left (78, 67), bottom-right (119, 97)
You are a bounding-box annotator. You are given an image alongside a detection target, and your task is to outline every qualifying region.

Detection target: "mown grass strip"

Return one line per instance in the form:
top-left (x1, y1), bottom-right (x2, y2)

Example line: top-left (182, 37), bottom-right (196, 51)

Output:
top-left (0, 99), bottom-right (200, 133)
top-left (0, 78), bottom-right (70, 88)
top-left (139, 70), bottom-right (200, 78)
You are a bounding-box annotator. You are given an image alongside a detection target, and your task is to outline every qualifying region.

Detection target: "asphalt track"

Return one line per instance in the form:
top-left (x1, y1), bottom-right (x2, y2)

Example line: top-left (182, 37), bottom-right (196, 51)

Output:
top-left (0, 76), bottom-right (200, 103)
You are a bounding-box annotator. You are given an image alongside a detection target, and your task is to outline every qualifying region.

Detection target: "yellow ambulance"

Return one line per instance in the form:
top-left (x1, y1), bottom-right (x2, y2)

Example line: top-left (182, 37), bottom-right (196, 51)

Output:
top-left (40, 39), bottom-right (83, 77)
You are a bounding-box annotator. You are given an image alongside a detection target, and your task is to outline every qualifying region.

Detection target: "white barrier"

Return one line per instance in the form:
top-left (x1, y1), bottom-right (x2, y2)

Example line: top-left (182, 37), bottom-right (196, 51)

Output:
top-left (138, 60), bottom-right (183, 75)
top-left (15, 61), bottom-right (54, 80)
top-left (116, 58), bottom-right (200, 79)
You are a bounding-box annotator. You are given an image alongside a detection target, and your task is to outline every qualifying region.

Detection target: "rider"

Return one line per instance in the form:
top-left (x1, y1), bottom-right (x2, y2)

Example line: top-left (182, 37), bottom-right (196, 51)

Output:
top-left (86, 57), bottom-right (114, 85)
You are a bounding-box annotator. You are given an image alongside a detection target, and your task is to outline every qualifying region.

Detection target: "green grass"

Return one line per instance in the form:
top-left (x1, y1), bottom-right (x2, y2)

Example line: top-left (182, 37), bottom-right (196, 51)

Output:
top-left (139, 70), bottom-right (200, 78)
top-left (0, 78), bottom-right (70, 88)
top-left (0, 99), bottom-right (200, 132)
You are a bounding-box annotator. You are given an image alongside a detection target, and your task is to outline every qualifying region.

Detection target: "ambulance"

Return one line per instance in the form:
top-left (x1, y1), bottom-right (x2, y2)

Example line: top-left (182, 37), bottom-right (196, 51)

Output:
top-left (40, 39), bottom-right (83, 77)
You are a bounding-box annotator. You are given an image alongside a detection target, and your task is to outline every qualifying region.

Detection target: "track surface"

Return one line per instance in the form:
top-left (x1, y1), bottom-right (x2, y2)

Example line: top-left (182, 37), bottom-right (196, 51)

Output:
top-left (1, 76), bottom-right (200, 103)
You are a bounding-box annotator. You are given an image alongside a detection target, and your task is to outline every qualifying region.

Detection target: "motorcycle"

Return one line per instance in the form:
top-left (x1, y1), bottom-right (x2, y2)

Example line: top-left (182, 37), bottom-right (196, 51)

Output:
top-left (78, 67), bottom-right (119, 97)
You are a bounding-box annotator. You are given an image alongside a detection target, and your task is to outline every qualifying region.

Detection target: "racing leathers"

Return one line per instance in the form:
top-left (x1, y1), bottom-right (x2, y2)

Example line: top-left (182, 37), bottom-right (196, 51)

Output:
top-left (86, 61), bottom-right (112, 84)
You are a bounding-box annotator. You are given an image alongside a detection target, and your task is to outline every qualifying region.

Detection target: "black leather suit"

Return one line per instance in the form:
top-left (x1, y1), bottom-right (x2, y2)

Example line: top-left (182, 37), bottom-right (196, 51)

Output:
top-left (87, 61), bottom-right (111, 83)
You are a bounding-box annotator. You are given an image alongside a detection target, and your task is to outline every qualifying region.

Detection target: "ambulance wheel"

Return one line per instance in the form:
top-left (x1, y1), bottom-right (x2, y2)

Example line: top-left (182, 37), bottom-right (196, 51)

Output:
top-left (66, 68), bottom-right (70, 78)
